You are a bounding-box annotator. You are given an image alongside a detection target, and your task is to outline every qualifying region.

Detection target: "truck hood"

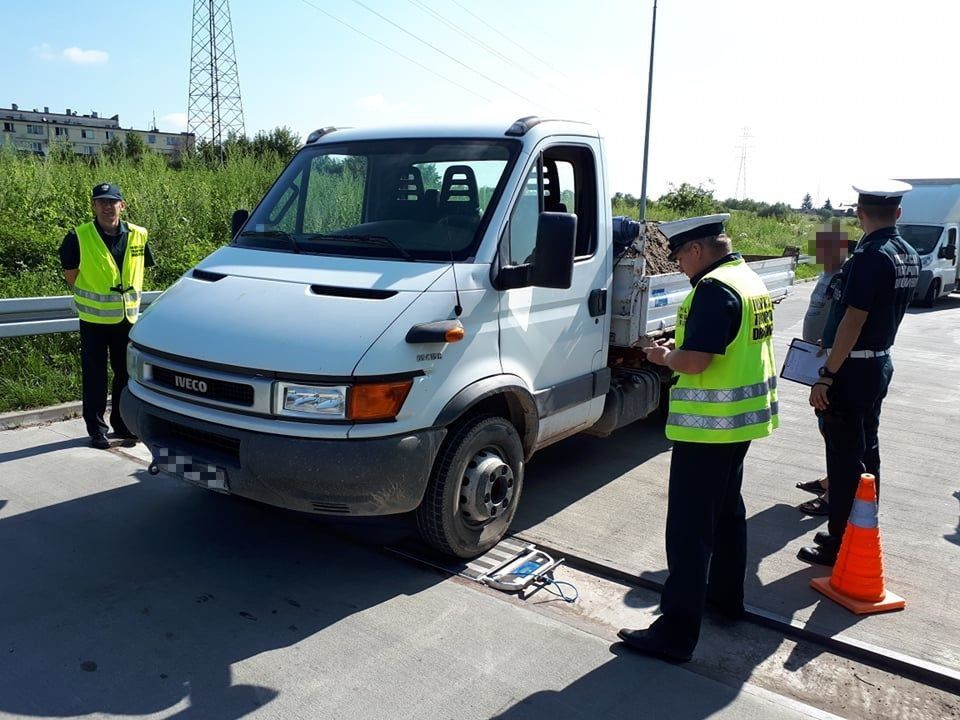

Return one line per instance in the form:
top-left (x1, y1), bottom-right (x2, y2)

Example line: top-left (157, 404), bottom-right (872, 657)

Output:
top-left (132, 247), bottom-right (450, 376)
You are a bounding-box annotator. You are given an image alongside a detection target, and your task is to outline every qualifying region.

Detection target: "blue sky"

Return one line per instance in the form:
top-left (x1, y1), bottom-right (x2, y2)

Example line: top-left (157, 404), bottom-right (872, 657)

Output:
top-left (5, 0), bottom-right (958, 207)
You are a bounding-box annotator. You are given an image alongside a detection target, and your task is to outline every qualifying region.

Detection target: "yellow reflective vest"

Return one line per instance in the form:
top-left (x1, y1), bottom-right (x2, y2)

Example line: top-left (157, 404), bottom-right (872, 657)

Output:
top-left (73, 221), bottom-right (147, 324)
top-left (666, 257), bottom-right (779, 443)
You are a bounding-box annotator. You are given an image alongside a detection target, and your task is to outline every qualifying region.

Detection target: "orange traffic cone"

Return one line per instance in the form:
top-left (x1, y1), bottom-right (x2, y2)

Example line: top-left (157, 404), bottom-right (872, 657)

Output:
top-left (811, 473), bottom-right (906, 614)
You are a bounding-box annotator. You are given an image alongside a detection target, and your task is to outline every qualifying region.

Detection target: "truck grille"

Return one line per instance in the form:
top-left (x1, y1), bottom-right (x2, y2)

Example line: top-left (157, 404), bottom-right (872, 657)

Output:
top-left (162, 419), bottom-right (241, 462)
top-left (151, 365), bottom-right (254, 407)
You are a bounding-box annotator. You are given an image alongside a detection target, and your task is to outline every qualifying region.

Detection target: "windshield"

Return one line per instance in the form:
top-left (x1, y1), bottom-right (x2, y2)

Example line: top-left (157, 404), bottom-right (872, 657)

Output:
top-left (237, 138), bottom-right (520, 262)
top-left (898, 224), bottom-right (943, 255)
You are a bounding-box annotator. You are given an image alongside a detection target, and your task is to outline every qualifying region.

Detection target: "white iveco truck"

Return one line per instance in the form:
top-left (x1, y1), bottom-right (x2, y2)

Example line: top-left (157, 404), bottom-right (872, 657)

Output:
top-left (121, 117), bottom-right (795, 557)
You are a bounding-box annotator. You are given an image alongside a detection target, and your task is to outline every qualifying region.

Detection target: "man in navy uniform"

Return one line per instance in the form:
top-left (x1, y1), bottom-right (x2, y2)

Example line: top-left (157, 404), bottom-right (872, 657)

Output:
top-left (799, 181), bottom-right (920, 564)
top-left (618, 214), bottom-right (779, 662)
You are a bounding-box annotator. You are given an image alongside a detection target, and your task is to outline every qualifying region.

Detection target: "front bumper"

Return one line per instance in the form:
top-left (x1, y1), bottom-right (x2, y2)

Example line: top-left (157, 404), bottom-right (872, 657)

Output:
top-left (121, 389), bottom-right (445, 515)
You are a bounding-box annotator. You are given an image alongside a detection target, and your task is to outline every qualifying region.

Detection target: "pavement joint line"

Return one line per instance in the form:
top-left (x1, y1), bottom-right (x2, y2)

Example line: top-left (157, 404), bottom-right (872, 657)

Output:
top-left (517, 535), bottom-right (960, 697)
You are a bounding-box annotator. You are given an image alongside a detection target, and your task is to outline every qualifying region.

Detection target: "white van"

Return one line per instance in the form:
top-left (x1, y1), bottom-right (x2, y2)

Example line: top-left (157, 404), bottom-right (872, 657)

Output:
top-left (897, 178), bottom-right (960, 306)
top-left (121, 118), bottom-right (795, 557)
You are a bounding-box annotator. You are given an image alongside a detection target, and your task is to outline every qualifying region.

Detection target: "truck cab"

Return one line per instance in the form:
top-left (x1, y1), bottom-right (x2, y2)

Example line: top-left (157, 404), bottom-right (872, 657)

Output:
top-left (897, 178), bottom-right (960, 307)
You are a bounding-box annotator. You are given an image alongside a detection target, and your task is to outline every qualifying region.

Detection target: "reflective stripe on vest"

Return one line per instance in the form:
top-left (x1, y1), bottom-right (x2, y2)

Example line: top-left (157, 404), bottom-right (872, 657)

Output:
top-left (671, 376), bottom-right (778, 403)
top-left (73, 221), bottom-right (147, 324)
top-left (666, 257), bottom-right (779, 444)
top-left (668, 402), bottom-right (779, 430)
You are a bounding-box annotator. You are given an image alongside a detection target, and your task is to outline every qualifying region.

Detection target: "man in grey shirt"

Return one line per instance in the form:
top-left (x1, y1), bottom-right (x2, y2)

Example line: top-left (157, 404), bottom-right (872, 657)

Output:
top-left (803, 224), bottom-right (849, 343)
top-left (796, 223), bottom-right (850, 512)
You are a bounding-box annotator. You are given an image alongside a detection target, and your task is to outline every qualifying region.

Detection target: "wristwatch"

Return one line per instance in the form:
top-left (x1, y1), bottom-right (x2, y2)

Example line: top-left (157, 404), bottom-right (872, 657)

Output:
top-left (818, 366), bottom-right (836, 379)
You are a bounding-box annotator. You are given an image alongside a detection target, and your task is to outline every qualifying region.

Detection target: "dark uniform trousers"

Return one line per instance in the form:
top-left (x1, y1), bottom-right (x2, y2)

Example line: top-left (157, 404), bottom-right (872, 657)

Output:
top-left (654, 439), bottom-right (751, 654)
top-left (79, 318), bottom-right (133, 438)
top-left (819, 356), bottom-right (893, 539)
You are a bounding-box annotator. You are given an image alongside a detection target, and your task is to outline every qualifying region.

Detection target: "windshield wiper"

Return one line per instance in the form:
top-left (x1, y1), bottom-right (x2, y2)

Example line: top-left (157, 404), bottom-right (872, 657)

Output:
top-left (237, 230), bottom-right (300, 254)
top-left (304, 233), bottom-right (416, 261)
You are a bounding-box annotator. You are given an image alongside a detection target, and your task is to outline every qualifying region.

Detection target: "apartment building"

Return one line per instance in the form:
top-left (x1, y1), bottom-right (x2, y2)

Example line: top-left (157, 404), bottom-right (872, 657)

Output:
top-left (0, 103), bottom-right (194, 157)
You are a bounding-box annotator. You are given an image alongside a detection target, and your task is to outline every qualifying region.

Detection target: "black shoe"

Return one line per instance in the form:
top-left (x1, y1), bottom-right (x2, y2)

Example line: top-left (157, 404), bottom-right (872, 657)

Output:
top-left (113, 431), bottom-right (139, 446)
top-left (706, 600), bottom-right (745, 622)
top-left (616, 628), bottom-right (692, 663)
top-left (90, 434), bottom-right (110, 450)
top-left (813, 531), bottom-right (837, 546)
top-left (797, 544), bottom-right (837, 566)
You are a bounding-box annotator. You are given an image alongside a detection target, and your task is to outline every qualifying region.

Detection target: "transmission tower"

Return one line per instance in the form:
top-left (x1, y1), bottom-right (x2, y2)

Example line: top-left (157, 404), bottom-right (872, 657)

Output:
top-left (188, 0), bottom-right (245, 155)
top-left (734, 127), bottom-right (752, 200)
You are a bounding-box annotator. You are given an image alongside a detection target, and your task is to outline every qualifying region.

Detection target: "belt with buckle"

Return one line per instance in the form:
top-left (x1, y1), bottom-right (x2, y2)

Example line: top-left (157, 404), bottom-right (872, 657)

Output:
top-left (848, 349), bottom-right (890, 359)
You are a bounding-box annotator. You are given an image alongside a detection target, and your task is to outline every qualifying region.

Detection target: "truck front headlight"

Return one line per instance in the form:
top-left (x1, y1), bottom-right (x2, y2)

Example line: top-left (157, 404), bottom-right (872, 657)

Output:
top-left (126, 345), bottom-right (141, 382)
top-left (921, 255), bottom-right (933, 268)
top-left (275, 383), bottom-right (348, 419)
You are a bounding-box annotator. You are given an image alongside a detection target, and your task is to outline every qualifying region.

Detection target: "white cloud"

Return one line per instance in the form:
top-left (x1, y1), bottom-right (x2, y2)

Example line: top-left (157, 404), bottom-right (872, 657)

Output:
top-left (62, 47), bottom-right (109, 65)
top-left (160, 112), bottom-right (189, 132)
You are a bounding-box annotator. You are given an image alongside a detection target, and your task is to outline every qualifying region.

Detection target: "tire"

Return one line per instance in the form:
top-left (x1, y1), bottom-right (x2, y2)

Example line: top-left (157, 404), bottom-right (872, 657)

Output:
top-left (415, 415), bottom-right (524, 558)
top-left (921, 279), bottom-right (940, 308)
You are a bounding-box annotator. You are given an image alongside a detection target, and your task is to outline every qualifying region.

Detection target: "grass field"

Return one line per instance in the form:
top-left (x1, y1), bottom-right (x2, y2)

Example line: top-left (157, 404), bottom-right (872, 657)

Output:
top-left (0, 151), bottom-right (844, 411)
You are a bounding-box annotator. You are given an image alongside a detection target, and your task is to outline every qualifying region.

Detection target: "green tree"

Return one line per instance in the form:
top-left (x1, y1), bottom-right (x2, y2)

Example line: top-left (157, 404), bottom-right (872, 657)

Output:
top-left (801, 193), bottom-right (813, 211)
top-left (46, 138), bottom-right (75, 163)
top-left (251, 127), bottom-right (301, 160)
top-left (101, 136), bottom-right (124, 162)
top-left (822, 197), bottom-right (833, 211)
top-left (125, 132), bottom-right (147, 162)
top-left (658, 182), bottom-right (719, 215)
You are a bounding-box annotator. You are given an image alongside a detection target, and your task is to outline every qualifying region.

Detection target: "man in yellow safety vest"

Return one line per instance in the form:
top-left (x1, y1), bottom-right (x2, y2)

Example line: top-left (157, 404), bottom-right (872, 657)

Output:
top-left (59, 183), bottom-right (154, 449)
top-left (617, 214), bottom-right (778, 662)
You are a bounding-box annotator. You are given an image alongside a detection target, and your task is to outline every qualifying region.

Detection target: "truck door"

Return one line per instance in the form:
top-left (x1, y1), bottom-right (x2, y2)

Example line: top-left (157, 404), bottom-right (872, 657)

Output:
top-left (947, 227), bottom-right (958, 292)
top-left (498, 142), bottom-right (608, 443)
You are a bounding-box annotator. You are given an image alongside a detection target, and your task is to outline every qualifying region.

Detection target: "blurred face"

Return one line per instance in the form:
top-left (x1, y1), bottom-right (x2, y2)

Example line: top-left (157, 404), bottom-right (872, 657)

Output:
top-left (92, 198), bottom-right (124, 229)
top-left (811, 222), bottom-right (848, 272)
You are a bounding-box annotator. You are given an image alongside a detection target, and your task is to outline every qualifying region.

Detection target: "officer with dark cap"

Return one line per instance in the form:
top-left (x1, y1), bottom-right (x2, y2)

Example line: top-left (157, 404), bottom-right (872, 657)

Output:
top-left (59, 183), bottom-right (155, 449)
top-left (617, 214), bottom-right (779, 662)
top-left (798, 180), bottom-right (920, 565)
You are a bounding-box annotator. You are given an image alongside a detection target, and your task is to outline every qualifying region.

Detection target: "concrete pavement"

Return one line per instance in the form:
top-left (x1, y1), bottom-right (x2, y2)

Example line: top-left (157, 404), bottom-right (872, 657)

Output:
top-left (0, 419), bottom-right (834, 720)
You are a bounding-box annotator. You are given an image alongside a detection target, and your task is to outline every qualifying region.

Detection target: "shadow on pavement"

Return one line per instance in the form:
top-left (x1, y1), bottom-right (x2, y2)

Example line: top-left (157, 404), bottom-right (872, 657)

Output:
top-left (0, 435), bottom-right (89, 463)
top-left (511, 417), bottom-right (672, 534)
top-left (0, 468), bottom-right (436, 719)
top-left (906, 294), bottom-right (960, 314)
top-left (491, 645), bottom-right (741, 719)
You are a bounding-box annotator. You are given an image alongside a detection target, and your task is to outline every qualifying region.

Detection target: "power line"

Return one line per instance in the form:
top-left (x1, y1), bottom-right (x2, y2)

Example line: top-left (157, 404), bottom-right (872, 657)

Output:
top-left (449, 0), bottom-right (576, 84)
top-left (404, 0), bottom-right (603, 116)
top-left (734, 126), bottom-right (752, 200)
top-left (297, 0), bottom-right (492, 103)
top-left (347, 0), bottom-right (550, 110)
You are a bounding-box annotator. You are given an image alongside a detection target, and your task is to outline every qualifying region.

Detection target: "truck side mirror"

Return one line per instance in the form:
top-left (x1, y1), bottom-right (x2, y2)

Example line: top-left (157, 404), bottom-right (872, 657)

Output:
top-left (530, 212), bottom-right (576, 289)
top-left (941, 245), bottom-right (956, 260)
top-left (231, 209), bottom-right (249, 238)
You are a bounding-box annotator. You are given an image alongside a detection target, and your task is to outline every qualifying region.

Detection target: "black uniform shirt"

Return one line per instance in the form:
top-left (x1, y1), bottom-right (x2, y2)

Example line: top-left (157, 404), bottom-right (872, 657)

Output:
top-left (825, 226), bottom-right (919, 350)
top-left (680, 253), bottom-right (743, 355)
top-left (59, 220), bottom-right (155, 273)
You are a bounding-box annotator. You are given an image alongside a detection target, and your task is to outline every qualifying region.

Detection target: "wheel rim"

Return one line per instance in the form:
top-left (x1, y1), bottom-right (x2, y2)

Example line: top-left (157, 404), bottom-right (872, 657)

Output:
top-left (458, 446), bottom-right (515, 526)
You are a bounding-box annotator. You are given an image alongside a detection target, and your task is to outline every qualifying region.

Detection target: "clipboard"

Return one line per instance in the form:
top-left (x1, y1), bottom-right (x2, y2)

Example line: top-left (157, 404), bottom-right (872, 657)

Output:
top-left (780, 338), bottom-right (828, 386)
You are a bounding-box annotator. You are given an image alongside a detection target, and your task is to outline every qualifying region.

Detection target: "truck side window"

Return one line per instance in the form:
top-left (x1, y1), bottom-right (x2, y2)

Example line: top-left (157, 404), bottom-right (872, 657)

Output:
top-left (507, 166), bottom-right (540, 264)
top-left (505, 146), bottom-right (597, 265)
top-left (949, 228), bottom-right (957, 247)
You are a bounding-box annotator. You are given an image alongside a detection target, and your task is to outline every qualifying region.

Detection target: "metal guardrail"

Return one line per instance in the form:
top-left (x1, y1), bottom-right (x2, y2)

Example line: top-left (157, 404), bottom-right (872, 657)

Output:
top-left (0, 291), bottom-right (163, 338)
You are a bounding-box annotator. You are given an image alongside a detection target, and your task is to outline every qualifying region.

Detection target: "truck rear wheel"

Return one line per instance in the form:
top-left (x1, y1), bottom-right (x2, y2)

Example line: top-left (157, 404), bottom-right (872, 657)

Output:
top-left (921, 279), bottom-right (940, 308)
top-left (415, 415), bottom-right (524, 558)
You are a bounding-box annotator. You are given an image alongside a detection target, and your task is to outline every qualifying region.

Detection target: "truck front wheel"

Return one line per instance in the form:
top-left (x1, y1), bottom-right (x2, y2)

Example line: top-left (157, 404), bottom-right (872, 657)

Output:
top-left (416, 415), bottom-right (524, 558)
